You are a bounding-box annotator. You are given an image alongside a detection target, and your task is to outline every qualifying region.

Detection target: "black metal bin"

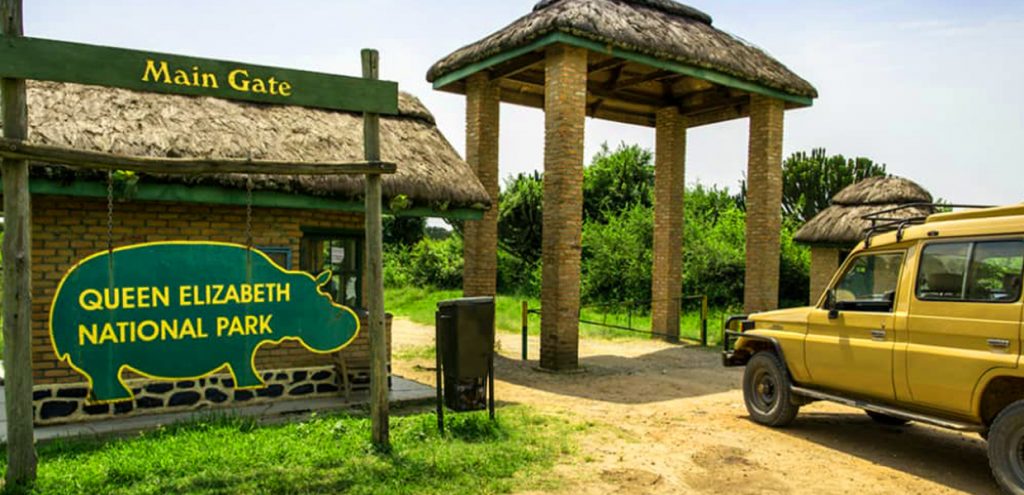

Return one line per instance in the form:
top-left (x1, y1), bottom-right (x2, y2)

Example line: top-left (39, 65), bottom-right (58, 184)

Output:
top-left (435, 297), bottom-right (495, 418)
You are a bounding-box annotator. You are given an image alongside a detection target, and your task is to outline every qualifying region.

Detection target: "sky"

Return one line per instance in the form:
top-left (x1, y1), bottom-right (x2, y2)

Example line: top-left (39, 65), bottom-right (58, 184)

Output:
top-left (22, 0), bottom-right (1024, 207)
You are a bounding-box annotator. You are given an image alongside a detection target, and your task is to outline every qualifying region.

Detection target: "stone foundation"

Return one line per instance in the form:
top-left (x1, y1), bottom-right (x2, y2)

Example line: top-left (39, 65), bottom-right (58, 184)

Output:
top-left (32, 365), bottom-right (378, 425)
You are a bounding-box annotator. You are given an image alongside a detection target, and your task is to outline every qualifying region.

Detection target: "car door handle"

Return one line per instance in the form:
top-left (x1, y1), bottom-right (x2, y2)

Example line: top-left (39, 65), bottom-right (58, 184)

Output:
top-left (988, 338), bottom-right (1011, 350)
top-left (871, 330), bottom-right (886, 341)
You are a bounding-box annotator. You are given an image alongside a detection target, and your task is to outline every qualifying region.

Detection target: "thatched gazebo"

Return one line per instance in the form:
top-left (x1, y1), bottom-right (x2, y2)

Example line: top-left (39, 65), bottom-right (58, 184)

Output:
top-left (794, 176), bottom-right (934, 304)
top-left (429, 0), bottom-right (816, 370)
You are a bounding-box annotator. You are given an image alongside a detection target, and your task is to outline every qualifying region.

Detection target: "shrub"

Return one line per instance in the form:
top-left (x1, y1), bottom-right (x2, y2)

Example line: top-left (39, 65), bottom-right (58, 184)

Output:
top-left (581, 203), bottom-right (653, 304)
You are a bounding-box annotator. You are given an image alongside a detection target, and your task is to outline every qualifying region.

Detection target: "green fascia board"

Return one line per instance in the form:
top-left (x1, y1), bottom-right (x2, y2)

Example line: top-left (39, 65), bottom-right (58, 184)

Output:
top-left (20, 178), bottom-right (483, 220)
top-left (0, 36), bottom-right (399, 114)
top-left (432, 32), bottom-right (814, 107)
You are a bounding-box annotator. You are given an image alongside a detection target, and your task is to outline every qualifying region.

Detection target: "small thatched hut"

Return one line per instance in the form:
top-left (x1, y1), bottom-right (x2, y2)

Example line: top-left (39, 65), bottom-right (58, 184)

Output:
top-left (1, 81), bottom-right (489, 424)
top-left (794, 176), bottom-right (934, 304)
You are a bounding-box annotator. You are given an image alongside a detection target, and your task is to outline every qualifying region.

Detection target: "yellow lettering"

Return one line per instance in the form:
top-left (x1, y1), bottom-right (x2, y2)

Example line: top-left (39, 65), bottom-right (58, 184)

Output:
top-left (137, 320), bottom-right (159, 342)
top-left (201, 73), bottom-right (219, 88)
top-left (223, 285), bottom-right (240, 304)
top-left (278, 81), bottom-right (292, 97)
top-left (122, 287), bottom-right (135, 309)
top-left (250, 78), bottom-right (267, 94)
top-left (240, 284), bottom-right (252, 304)
top-left (216, 316), bottom-right (229, 337)
top-left (98, 323), bottom-right (118, 344)
top-left (228, 69), bottom-right (250, 91)
top-left (259, 314), bottom-right (273, 334)
top-left (197, 317), bottom-right (208, 338)
top-left (173, 69), bottom-right (191, 86)
top-left (228, 317), bottom-right (245, 336)
top-left (160, 319), bottom-right (179, 341)
top-left (277, 283), bottom-right (291, 302)
top-left (78, 324), bottom-right (98, 346)
top-left (154, 286), bottom-right (170, 307)
top-left (79, 289), bottom-right (103, 311)
top-left (141, 59), bottom-right (171, 83)
top-left (245, 315), bottom-right (259, 335)
top-left (180, 318), bottom-right (197, 339)
top-left (253, 283), bottom-right (265, 303)
top-left (179, 286), bottom-right (192, 307)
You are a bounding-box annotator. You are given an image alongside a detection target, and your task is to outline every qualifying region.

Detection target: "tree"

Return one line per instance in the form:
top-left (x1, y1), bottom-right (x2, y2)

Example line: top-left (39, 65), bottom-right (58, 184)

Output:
top-left (383, 216), bottom-right (426, 247)
top-left (497, 171), bottom-right (544, 265)
top-left (780, 148), bottom-right (887, 223)
top-left (583, 143), bottom-right (654, 223)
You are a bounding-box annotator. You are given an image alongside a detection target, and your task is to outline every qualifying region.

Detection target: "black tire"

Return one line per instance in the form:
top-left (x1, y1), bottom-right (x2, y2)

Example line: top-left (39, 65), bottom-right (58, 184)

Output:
top-left (865, 410), bottom-right (911, 426)
top-left (987, 400), bottom-right (1024, 494)
top-left (742, 352), bottom-right (799, 427)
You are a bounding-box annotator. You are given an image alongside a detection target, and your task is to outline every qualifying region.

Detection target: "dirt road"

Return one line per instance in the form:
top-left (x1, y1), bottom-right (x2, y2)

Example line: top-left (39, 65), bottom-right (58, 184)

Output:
top-left (390, 317), bottom-right (997, 494)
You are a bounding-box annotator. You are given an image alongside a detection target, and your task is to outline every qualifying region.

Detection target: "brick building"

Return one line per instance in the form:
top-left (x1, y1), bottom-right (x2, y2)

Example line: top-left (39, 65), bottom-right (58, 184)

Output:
top-left (427, 0), bottom-right (817, 369)
top-left (7, 81), bottom-right (490, 423)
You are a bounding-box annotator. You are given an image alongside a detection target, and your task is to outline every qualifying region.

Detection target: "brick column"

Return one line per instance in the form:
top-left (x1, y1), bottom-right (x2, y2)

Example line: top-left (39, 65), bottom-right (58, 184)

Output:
top-left (744, 94), bottom-right (785, 314)
top-left (651, 108), bottom-right (686, 341)
top-left (809, 246), bottom-right (841, 305)
top-left (540, 44), bottom-right (587, 371)
top-left (462, 73), bottom-right (501, 297)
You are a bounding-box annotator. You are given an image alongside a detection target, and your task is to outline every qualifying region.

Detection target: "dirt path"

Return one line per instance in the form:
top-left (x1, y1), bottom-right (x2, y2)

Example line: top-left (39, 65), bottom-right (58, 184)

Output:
top-left (390, 317), bottom-right (997, 495)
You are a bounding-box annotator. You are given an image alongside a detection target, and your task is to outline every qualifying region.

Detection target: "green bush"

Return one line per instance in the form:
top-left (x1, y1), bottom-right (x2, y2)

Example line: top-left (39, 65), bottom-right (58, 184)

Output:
top-left (384, 236), bottom-right (464, 290)
top-left (581, 203), bottom-right (653, 304)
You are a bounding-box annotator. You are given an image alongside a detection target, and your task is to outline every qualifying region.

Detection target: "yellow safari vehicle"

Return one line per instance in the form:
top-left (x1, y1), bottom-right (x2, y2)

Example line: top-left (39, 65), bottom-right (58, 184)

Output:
top-left (723, 203), bottom-right (1024, 493)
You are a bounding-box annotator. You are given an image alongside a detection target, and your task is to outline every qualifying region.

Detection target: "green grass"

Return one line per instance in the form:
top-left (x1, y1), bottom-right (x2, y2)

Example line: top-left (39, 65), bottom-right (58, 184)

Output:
top-left (3, 407), bottom-right (576, 495)
top-left (385, 286), bottom-right (734, 345)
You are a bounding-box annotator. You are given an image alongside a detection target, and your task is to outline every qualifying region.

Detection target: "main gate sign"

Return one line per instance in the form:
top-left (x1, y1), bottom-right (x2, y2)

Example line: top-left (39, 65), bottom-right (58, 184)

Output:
top-left (49, 242), bottom-right (360, 402)
top-left (0, 36), bottom-right (399, 114)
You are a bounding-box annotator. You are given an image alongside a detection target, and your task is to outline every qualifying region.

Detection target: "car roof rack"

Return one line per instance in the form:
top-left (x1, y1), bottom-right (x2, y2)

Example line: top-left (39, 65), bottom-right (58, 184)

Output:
top-left (861, 203), bottom-right (992, 247)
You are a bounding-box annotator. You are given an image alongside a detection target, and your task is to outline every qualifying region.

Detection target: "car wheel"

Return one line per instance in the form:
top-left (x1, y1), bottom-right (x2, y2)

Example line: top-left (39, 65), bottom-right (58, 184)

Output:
top-left (743, 352), bottom-right (799, 427)
top-left (987, 400), bottom-right (1024, 494)
top-left (866, 410), bottom-right (910, 426)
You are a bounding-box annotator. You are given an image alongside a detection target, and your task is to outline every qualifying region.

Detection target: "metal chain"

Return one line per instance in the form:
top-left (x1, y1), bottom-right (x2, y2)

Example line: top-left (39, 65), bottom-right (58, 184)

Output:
top-left (106, 170), bottom-right (114, 254)
top-left (245, 176), bottom-right (253, 250)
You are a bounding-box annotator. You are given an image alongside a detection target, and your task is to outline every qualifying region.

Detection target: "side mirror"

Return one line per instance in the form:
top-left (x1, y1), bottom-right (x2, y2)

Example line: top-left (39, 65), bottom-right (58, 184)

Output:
top-left (825, 289), bottom-right (839, 320)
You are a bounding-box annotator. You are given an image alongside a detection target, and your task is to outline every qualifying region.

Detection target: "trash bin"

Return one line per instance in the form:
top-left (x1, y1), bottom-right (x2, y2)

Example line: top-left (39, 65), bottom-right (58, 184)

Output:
top-left (435, 297), bottom-right (495, 413)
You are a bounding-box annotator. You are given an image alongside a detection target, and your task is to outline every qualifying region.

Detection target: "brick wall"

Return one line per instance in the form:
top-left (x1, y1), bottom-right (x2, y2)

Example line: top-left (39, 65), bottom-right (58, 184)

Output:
top-left (30, 194), bottom-right (388, 385)
top-left (462, 73), bottom-right (501, 297)
top-left (540, 44), bottom-right (587, 371)
top-left (651, 108), bottom-right (687, 340)
top-left (743, 95), bottom-right (786, 314)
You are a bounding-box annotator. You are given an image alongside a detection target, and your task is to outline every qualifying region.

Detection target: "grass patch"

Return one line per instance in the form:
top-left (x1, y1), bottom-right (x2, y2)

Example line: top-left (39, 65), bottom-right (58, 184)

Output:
top-left (4, 407), bottom-right (574, 495)
top-left (394, 344), bottom-right (435, 362)
top-left (385, 286), bottom-right (734, 344)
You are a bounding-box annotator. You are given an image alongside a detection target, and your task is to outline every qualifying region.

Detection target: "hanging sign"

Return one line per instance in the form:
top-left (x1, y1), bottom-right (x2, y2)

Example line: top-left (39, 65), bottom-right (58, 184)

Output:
top-left (0, 36), bottom-right (399, 114)
top-left (49, 242), bottom-right (360, 402)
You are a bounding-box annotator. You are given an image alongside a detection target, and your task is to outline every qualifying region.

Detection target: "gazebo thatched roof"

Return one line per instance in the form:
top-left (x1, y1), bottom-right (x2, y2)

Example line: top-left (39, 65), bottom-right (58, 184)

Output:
top-left (428, 0), bottom-right (817, 121)
top-left (13, 81), bottom-right (491, 212)
top-left (794, 176), bottom-right (934, 246)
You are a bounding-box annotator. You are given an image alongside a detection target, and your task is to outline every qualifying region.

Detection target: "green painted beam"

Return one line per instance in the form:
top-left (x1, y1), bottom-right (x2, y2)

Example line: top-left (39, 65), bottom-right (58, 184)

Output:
top-left (432, 31), bottom-right (814, 107)
top-left (19, 178), bottom-right (484, 220)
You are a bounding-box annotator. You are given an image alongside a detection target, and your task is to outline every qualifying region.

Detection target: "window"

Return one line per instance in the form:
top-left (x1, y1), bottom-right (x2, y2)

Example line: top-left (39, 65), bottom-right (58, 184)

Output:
top-left (257, 247), bottom-right (292, 269)
top-left (301, 231), bottom-right (363, 308)
top-left (918, 240), bottom-right (1024, 303)
top-left (832, 252), bottom-right (904, 313)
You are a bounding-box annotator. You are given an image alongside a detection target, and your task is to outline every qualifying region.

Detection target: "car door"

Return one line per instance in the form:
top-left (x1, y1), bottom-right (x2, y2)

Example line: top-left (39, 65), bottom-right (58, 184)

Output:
top-left (905, 239), bottom-right (1023, 414)
top-left (805, 251), bottom-right (905, 400)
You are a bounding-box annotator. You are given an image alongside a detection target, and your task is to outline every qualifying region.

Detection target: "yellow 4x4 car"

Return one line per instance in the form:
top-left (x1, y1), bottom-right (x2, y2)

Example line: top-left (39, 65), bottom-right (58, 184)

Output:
top-left (723, 204), bottom-right (1024, 493)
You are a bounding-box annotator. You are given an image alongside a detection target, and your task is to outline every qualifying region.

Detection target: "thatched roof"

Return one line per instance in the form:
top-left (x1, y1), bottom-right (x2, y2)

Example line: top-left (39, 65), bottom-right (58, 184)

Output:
top-left (427, 0), bottom-right (817, 100)
top-left (12, 81), bottom-right (491, 212)
top-left (794, 176), bottom-right (934, 246)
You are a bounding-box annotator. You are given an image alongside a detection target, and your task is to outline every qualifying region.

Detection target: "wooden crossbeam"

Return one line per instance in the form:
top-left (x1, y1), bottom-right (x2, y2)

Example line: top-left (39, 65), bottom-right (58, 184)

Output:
top-left (489, 51), bottom-right (546, 81)
top-left (0, 138), bottom-right (398, 176)
top-left (612, 69), bottom-right (680, 90)
top-left (587, 58), bottom-right (627, 74)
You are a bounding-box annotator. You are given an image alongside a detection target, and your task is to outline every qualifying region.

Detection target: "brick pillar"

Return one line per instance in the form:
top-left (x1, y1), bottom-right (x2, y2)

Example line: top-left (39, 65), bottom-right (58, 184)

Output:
top-left (650, 108), bottom-right (686, 341)
top-left (540, 44), bottom-right (587, 371)
top-left (743, 94), bottom-right (785, 314)
top-left (809, 246), bottom-right (840, 305)
top-left (462, 73), bottom-right (500, 297)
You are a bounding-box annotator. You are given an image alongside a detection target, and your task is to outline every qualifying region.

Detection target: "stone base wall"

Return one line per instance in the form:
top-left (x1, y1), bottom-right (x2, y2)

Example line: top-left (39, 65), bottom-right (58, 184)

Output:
top-left (33, 365), bottom-right (379, 425)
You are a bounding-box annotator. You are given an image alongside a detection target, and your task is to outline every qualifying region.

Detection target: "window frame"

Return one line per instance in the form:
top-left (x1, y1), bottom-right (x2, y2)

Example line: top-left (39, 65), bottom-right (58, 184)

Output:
top-left (914, 237), bottom-right (1024, 305)
top-left (256, 246), bottom-right (293, 269)
top-left (299, 227), bottom-right (365, 309)
top-left (826, 249), bottom-right (907, 314)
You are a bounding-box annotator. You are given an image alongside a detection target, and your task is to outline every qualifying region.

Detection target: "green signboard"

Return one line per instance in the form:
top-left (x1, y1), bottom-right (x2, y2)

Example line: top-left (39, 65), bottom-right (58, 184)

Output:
top-left (49, 242), bottom-right (361, 402)
top-left (0, 36), bottom-right (399, 114)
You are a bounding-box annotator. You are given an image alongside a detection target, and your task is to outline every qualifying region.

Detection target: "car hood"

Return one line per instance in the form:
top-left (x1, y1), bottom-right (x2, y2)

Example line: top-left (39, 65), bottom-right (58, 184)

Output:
top-left (749, 307), bottom-right (812, 329)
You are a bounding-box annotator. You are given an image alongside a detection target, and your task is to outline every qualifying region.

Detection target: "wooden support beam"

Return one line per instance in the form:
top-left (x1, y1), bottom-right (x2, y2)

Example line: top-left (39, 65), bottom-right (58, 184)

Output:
top-left (0, 0), bottom-right (37, 485)
top-left (0, 138), bottom-right (397, 176)
top-left (612, 69), bottom-right (679, 90)
top-left (362, 49), bottom-right (389, 451)
top-left (488, 51), bottom-right (545, 81)
top-left (587, 57), bottom-right (626, 74)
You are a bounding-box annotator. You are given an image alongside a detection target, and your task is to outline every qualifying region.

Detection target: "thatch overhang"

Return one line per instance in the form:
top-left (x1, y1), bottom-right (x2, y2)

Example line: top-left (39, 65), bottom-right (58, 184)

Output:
top-left (794, 176), bottom-right (935, 247)
top-left (4, 81), bottom-right (491, 218)
top-left (427, 0), bottom-right (817, 128)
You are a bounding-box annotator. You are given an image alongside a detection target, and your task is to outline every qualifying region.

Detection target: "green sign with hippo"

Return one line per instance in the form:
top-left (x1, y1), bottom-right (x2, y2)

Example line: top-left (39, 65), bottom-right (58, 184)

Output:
top-left (49, 241), bottom-right (360, 402)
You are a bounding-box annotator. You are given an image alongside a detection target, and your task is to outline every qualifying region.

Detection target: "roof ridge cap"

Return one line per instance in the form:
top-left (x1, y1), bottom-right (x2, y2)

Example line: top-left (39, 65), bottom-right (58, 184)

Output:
top-left (533, 0), bottom-right (713, 25)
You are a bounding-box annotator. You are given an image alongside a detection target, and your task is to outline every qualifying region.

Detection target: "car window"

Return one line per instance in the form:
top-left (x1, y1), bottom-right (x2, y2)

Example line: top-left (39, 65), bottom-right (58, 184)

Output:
top-left (967, 241), bottom-right (1024, 302)
top-left (916, 243), bottom-right (970, 300)
top-left (833, 252), bottom-right (904, 312)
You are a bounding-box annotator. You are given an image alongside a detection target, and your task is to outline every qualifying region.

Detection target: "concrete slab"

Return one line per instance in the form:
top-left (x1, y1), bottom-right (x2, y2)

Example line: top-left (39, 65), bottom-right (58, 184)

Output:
top-left (0, 375), bottom-right (434, 443)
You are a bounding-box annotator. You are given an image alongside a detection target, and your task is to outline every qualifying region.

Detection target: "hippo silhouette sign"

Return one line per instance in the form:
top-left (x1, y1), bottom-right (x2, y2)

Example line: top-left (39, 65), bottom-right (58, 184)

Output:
top-left (48, 242), bottom-right (360, 402)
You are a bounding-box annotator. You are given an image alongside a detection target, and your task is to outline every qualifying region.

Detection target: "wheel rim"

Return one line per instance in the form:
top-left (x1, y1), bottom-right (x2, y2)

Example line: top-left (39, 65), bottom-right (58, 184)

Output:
top-left (1011, 429), bottom-right (1024, 482)
top-left (749, 368), bottom-right (778, 415)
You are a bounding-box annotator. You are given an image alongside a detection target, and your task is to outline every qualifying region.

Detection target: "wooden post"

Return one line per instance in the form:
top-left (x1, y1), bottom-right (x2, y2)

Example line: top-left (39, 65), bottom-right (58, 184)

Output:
top-left (362, 48), bottom-right (389, 450)
top-left (1, 0), bottom-right (38, 484)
